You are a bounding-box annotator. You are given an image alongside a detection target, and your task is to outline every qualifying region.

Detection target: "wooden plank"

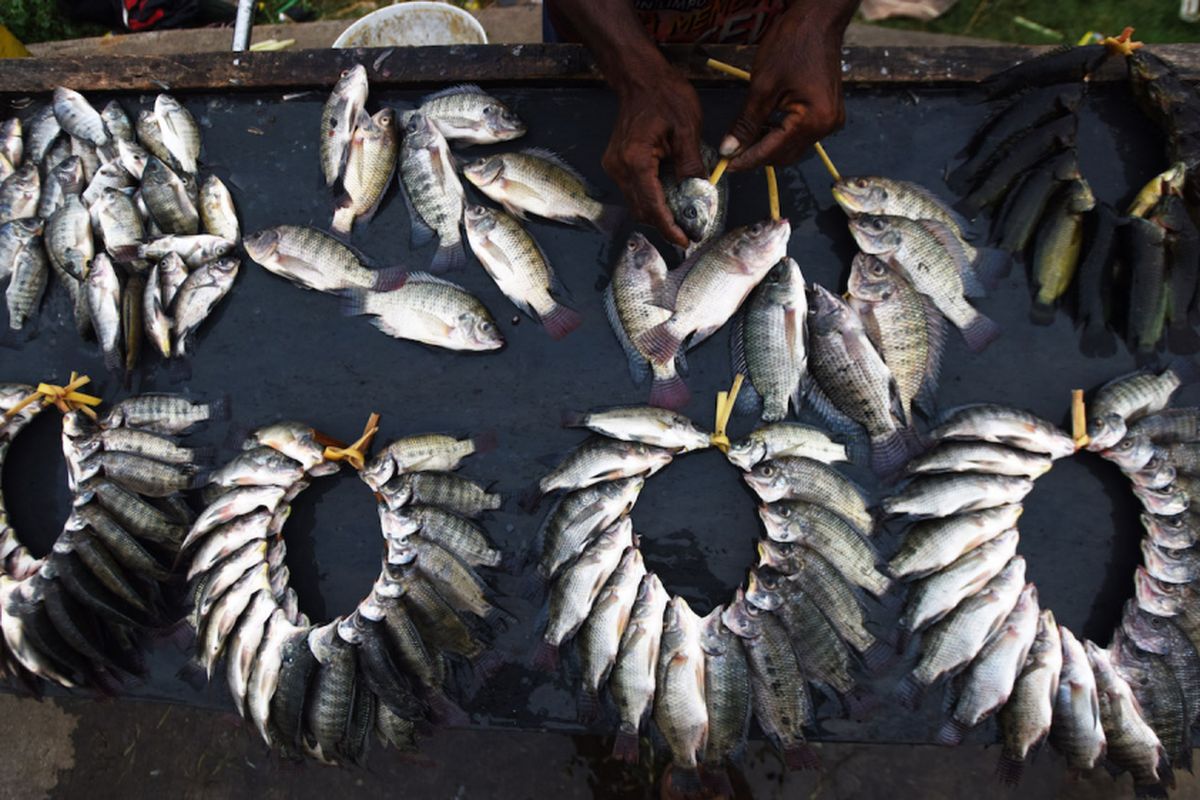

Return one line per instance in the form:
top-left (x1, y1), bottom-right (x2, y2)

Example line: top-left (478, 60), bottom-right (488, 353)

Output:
top-left (1, 43), bottom-right (1199, 95)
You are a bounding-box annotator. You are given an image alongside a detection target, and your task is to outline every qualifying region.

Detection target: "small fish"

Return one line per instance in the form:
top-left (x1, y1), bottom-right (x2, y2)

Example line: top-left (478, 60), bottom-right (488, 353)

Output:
top-left (888, 504), bottom-right (1023, 580)
top-left (726, 422), bottom-right (847, 469)
top-left (1049, 626), bottom-right (1107, 771)
top-left (534, 478), bottom-right (643, 585)
top-left (246, 610), bottom-right (305, 745)
top-left (122, 272), bottom-right (143, 373)
top-left (92, 187), bottom-right (144, 261)
top-left (996, 609), bottom-right (1062, 785)
top-left (884, 473), bottom-right (1033, 518)
top-left (982, 45), bottom-right (1110, 99)
top-left (342, 271), bottom-right (504, 352)
top-left (398, 112), bottom-right (466, 272)
top-left (170, 257), bottom-right (238, 357)
top-left (134, 110), bottom-right (180, 172)
top-left (378, 471), bottom-right (501, 518)
top-left (243, 225), bottom-right (384, 292)
top-left (905, 441), bottom-right (1052, 478)
top-left (1086, 363), bottom-right (1196, 451)
top-left (732, 257), bottom-right (807, 422)
top-left (2, 219), bottom-right (47, 329)
top-left (158, 251), bottom-right (188, 309)
top-left (1076, 202), bottom-right (1120, 357)
top-left (100, 100), bottom-right (133, 144)
top-left (416, 84), bottom-right (525, 144)
top-left (932, 403), bottom-right (1076, 458)
top-left (561, 406), bottom-right (712, 452)
top-left (320, 64), bottom-right (369, 187)
top-left (537, 436), bottom-right (672, 496)
top-left (44, 194), bottom-right (93, 282)
top-left (362, 431), bottom-right (496, 490)
top-left (142, 260), bottom-right (171, 358)
top-left (652, 596), bottom-right (709, 793)
top-left (1125, 215), bottom-right (1169, 354)
top-left (899, 534), bottom-right (1020, 633)
top-left (153, 95), bottom-right (199, 174)
top-left (140, 157), bottom-right (199, 235)
top-left (0, 118), bottom-right (21, 167)
top-left (104, 393), bottom-right (229, 435)
top-left (84, 252), bottom-right (122, 370)
top-left (1087, 642), bottom-right (1170, 792)
top-left (332, 108), bottom-right (397, 234)
top-left (1029, 178), bottom-right (1095, 324)
top-left (577, 547), bottom-right (645, 719)
top-left (699, 606), bottom-right (751, 774)
top-left (0, 162), bottom-right (39, 224)
top-left (758, 499), bottom-right (890, 596)
top-left (25, 106), bottom-right (61, 166)
top-left (665, 176), bottom-right (722, 246)
top-left (90, 450), bottom-right (202, 497)
top-left (198, 175), bottom-right (239, 242)
top-left (462, 149), bottom-right (618, 233)
top-left (52, 88), bottom-right (108, 147)
top-left (207, 447), bottom-right (306, 491)
top-left (244, 421), bottom-right (326, 470)
top-left (464, 204), bottom-right (581, 339)
top-left (743, 456), bottom-right (871, 533)
top-left (609, 573), bottom-right (669, 763)
top-left (994, 152), bottom-right (1079, 256)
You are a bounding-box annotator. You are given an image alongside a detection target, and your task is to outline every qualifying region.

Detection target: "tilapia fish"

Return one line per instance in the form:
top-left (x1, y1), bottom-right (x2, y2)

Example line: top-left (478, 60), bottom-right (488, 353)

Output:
top-left (153, 94), bottom-right (200, 174)
top-left (1088, 642), bottom-right (1171, 792)
top-left (140, 156), bottom-right (199, 235)
top-left (743, 456), bottom-right (872, 533)
top-left (699, 606), bottom-right (750, 771)
top-left (562, 406), bottom-right (711, 452)
top-left (758, 499), bottom-right (890, 597)
top-left (320, 64), bottom-right (369, 187)
top-left (610, 573), bottom-right (669, 763)
top-left (834, 175), bottom-right (980, 264)
top-left (1087, 363), bottom-right (1195, 451)
top-left (733, 257), bottom-right (807, 422)
top-left (464, 204), bottom-right (581, 339)
top-left (362, 431), bottom-right (495, 488)
top-left (1050, 626), bottom-right (1107, 771)
top-left (343, 271), bottom-right (503, 352)
top-left (537, 435), bottom-right (672, 496)
top-left (996, 152), bottom-right (1080, 256)
top-left (533, 477), bottom-right (643, 585)
top-left (333, 108), bottom-right (397, 234)
top-left (399, 112), bottom-right (466, 272)
top-left (462, 149), bottom-right (617, 233)
top-left (883, 473), bottom-right (1033, 518)
top-left (899, 534), bottom-right (1020, 633)
top-left (807, 284), bottom-right (911, 475)
top-left (932, 403), bottom-right (1076, 458)
top-left (663, 144), bottom-right (726, 249)
top-left (244, 225), bottom-right (385, 292)
top-left (53, 87), bottom-right (108, 148)
top-left (652, 597), bottom-right (709, 794)
top-left (417, 84), bottom-right (525, 145)
top-left (1031, 178), bottom-right (1095, 325)
top-left (905, 441), bottom-right (1052, 478)
top-left (199, 175), bottom-right (239, 243)
top-left (85, 252), bottom-right (121, 369)
top-left (2, 218), bottom-right (47, 330)
top-left (888, 504), bottom-right (1023, 580)
top-left (725, 422), bottom-right (847, 469)
top-left (171, 257), bottom-right (239, 357)
top-left (577, 547), bottom-right (645, 719)
top-left (996, 609), bottom-right (1062, 785)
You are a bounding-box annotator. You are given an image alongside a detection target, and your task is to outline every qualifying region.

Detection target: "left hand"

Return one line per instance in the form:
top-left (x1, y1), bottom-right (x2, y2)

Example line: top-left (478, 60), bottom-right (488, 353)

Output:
top-left (719, 3), bottom-right (851, 171)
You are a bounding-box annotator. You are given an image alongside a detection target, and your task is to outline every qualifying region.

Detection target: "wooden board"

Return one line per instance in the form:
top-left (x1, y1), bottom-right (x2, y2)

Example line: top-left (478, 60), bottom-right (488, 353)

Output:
top-left (1, 43), bottom-right (1199, 94)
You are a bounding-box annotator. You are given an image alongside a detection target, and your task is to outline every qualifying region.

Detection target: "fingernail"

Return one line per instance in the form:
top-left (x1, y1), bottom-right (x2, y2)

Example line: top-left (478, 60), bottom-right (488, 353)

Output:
top-left (719, 135), bottom-right (739, 157)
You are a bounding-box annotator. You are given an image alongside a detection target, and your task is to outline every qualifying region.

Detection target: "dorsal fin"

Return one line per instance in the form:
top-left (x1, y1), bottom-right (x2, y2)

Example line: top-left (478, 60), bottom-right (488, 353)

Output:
top-left (518, 147), bottom-right (590, 189)
top-left (422, 83), bottom-right (491, 103)
top-left (406, 271), bottom-right (468, 290)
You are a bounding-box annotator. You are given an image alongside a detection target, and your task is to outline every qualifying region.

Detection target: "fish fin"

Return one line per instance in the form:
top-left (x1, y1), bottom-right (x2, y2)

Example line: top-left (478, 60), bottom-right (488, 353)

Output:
top-left (531, 640), bottom-right (559, 672)
top-left (331, 205), bottom-right (355, 235)
top-left (842, 687), bottom-right (880, 721)
top-left (371, 267), bottom-right (410, 292)
top-left (429, 238), bottom-right (467, 273)
top-left (109, 244), bottom-right (140, 263)
top-left (971, 246), bottom-right (1011, 288)
top-left (918, 218), bottom-right (977, 286)
top-left (471, 430), bottom-right (498, 455)
top-left (540, 303), bottom-right (582, 341)
top-left (667, 765), bottom-right (703, 796)
top-left (801, 380), bottom-right (861, 438)
top-left (675, 348), bottom-right (690, 377)
top-left (869, 429), bottom-right (912, 477)
top-left (602, 285), bottom-right (650, 385)
top-left (612, 726), bottom-right (641, 763)
top-left (915, 296), bottom-right (947, 418)
top-left (782, 742), bottom-right (821, 771)
top-left (421, 83), bottom-right (490, 103)
top-left (729, 311), bottom-right (761, 416)
top-left (519, 147), bottom-right (592, 191)
top-left (341, 289), bottom-right (371, 317)
top-left (995, 755), bottom-right (1026, 786)
top-left (102, 343), bottom-right (124, 375)
top-left (935, 717), bottom-right (969, 747)
top-left (425, 690), bottom-right (470, 727)
top-left (860, 638), bottom-right (898, 673)
top-left (901, 179), bottom-right (974, 234)
top-left (960, 310), bottom-right (1001, 352)
top-left (894, 675), bottom-right (925, 710)
top-left (560, 410), bottom-right (586, 429)
top-left (591, 203), bottom-right (625, 237)
top-left (1029, 301), bottom-right (1057, 326)
top-left (636, 321), bottom-right (682, 366)
top-left (577, 687), bottom-right (603, 723)
top-left (398, 176), bottom-right (438, 248)
top-left (648, 368), bottom-right (690, 411)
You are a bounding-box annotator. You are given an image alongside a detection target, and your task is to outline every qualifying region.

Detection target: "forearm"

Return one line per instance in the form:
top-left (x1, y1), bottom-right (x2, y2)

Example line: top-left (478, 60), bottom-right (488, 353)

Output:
top-left (547, 0), bottom-right (674, 97)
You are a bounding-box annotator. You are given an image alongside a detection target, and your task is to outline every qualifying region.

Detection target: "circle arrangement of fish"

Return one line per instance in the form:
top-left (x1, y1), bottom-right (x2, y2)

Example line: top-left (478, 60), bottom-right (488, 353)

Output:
top-left (945, 44), bottom-right (1200, 359)
top-left (0, 88), bottom-right (242, 373)
top-left (0, 385), bottom-right (223, 693)
top-left (527, 406), bottom-right (894, 794)
top-left (885, 363), bottom-right (1200, 796)
top-left (183, 422), bottom-right (503, 762)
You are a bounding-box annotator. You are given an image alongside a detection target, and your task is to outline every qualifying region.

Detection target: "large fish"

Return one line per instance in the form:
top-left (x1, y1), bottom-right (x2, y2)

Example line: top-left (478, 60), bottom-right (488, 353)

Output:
top-left (653, 596), bottom-right (709, 795)
top-left (244, 225), bottom-right (388, 292)
top-left (153, 95), bottom-right (200, 174)
top-left (332, 108), bottom-right (397, 234)
top-left (342, 271), bottom-right (504, 352)
top-left (732, 257), bottom-right (807, 422)
top-left (699, 606), bottom-right (750, 775)
top-left (1086, 642), bottom-right (1170, 793)
top-left (610, 573), bottom-right (669, 763)
top-left (1087, 363), bottom-right (1196, 451)
top-left (416, 84), bottom-right (525, 144)
top-left (932, 403), bottom-right (1076, 458)
top-left (320, 64), bottom-right (369, 187)
top-left (398, 112), bottom-right (466, 272)
top-left (996, 609), bottom-right (1062, 785)
top-left (463, 149), bottom-right (619, 233)
top-left (52, 88), bottom-right (108, 148)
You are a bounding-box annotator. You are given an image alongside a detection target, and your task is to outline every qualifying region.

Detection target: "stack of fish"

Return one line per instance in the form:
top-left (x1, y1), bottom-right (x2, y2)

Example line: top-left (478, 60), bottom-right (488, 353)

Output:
top-left (529, 407), bottom-right (885, 793)
top-left (183, 423), bottom-right (503, 762)
top-left (0, 387), bottom-right (221, 693)
top-left (0, 89), bottom-right (241, 371)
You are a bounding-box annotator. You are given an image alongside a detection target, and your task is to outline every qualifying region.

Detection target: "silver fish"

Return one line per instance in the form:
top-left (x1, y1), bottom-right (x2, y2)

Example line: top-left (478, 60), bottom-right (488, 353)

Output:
top-left (140, 157), bottom-right (198, 235)
top-left (332, 108), bottom-right (397, 234)
top-left (143, 260), bottom-right (171, 357)
top-left (171, 257), bottom-right (238, 357)
top-left (4, 219), bottom-right (47, 330)
top-left (138, 234), bottom-right (232, 268)
top-left (744, 456), bottom-right (872, 533)
top-left (653, 596), bottom-right (709, 789)
top-left (0, 118), bottom-right (21, 167)
top-left (417, 84), bottom-right (525, 144)
top-left (888, 504), bottom-right (1023, 580)
top-left (535, 477), bottom-right (643, 583)
top-left (100, 100), bottom-right (133, 144)
top-left (996, 609), bottom-right (1062, 785)
top-left (1086, 641), bottom-right (1169, 792)
top-left (905, 441), bottom-right (1053, 478)
top-left (399, 112), bottom-right (466, 272)
top-left (320, 64), bottom-right (369, 187)
top-left (52, 88), bottom-right (108, 147)
top-left (609, 573), bottom-right (669, 763)
top-left (343, 272), bottom-right (503, 352)
top-left (931, 403), bottom-right (1076, 458)
top-left (732, 257), bottom-right (807, 422)
top-left (158, 251), bottom-right (188, 309)
top-left (0, 163), bottom-right (39, 224)
top-left (44, 194), bottom-right (93, 282)
top-left (577, 547), bottom-right (645, 718)
top-left (562, 407), bottom-right (711, 453)
top-left (25, 106), bottom-right (61, 166)
top-left (92, 187), bottom-right (144, 260)
top-left (135, 110), bottom-right (180, 173)
top-left (899, 532), bottom-right (1020, 632)
top-left (81, 159), bottom-right (132, 208)
top-left (1087, 364), bottom-right (1194, 452)
top-left (538, 436), bottom-right (673, 495)
top-left (244, 224), bottom-right (381, 292)
top-left (726, 422), bottom-right (847, 469)
top-left (1049, 626), bottom-right (1106, 771)
top-left (883, 473), bottom-right (1034, 518)
top-left (758, 499), bottom-right (890, 596)
top-left (153, 94), bottom-right (199, 174)
top-left (195, 178), bottom-right (238, 240)
top-left (462, 149), bottom-right (616, 232)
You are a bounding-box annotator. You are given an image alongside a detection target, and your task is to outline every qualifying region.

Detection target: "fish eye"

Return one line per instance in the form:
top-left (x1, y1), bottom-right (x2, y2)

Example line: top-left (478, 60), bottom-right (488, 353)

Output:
top-left (749, 223), bottom-right (763, 235)
top-left (855, 178), bottom-right (868, 188)
top-left (761, 465), bottom-right (774, 477)
top-left (870, 261), bottom-right (886, 276)
top-left (626, 239), bottom-right (638, 252)
top-left (339, 69), bottom-right (350, 78)
top-left (480, 321), bottom-right (494, 332)
top-left (778, 506), bottom-right (791, 518)
top-left (483, 105), bottom-right (495, 115)
top-left (685, 208), bottom-right (698, 219)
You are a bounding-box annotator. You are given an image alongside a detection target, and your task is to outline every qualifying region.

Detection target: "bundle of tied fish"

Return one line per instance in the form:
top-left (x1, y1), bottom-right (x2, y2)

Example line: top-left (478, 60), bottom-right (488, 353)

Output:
top-left (0, 386), bottom-right (223, 693)
top-left (0, 88), bottom-right (241, 372)
top-left (183, 422), bottom-right (504, 762)
top-left (527, 406), bottom-right (890, 793)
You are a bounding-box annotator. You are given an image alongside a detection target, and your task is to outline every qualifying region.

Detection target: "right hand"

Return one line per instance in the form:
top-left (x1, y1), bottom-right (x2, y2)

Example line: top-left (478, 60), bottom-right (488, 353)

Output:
top-left (603, 69), bottom-right (706, 248)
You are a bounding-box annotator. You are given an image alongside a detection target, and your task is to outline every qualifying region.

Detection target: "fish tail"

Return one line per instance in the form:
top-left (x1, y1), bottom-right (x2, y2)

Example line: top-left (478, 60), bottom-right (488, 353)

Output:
top-left (961, 310), bottom-right (1002, 352)
top-left (472, 429), bottom-right (498, 454)
top-left (869, 430), bottom-right (910, 477)
top-left (331, 206), bottom-right (355, 235)
top-left (426, 690), bottom-right (470, 727)
top-left (648, 372), bottom-right (691, 411)
top-left (472, 649), bottom-right (505, 682)
top-left (971, 246), bottom-right (1011, 288)
top-left (429, 238), bottom-right (467, 273)
top-left (187, 468), bottom-right (214, 491)
top-left (1029, 301), bottom-right (1057, 327)
top-left (592, 203), bottom-right (626, 237)
top-left (560, 410), bottom-right (586, 429)
top-left (861, 638), bottom-right (899, 673)
top-left (935, 717), bottom-right (969, 747)
top-left (701, 766), bottom-right (735, 799)
top-left (636, 321), bottom-right (682, 366)
top-left (372, 267), bottom-right (410, 292)
top-left (667, 765), bottom-right (704, 797)
top-left (541, 303), bottom-right (582, 341)
top-left (108, 244), bottom-right (140, 263)
top-left (531, 640), bottom-right (559, 673)
top-left (341, 289), bottom-right (371, 317)
top-left (577, 687), bottom-right (602, 723)
top-left (1079, 318), bottom-right (1118, 357)
top-left (843, 686), bottom-right (880, 721)
top-left (612, 726), bottom-right (641, 763)
top-left (894, 675), bottom-right (926, 710)
top-left (782, 741), bottom-right (821, 771)
top-left (994, 754), bottom-right (1026, 786)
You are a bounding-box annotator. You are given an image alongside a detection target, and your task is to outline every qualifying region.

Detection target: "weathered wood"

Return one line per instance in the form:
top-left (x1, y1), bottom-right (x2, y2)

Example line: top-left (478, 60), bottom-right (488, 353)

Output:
top-left (1, 43), bottom-right (1198, 95)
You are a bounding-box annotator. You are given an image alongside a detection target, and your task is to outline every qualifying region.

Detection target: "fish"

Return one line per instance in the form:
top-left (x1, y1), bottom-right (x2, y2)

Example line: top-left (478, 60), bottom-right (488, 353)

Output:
top-left (342, 271), bottom-right (504, 351)
top-left (1130, 408), bottom-right (1200, 445)
top-left (1157, 194), bottom-right (1200, 353)
top-left (806, 284), bottom-right (910, 474)
top-left (653, 596), bottom-right (709, 793)
top-left (2, 218), bottom-right (47, 329)
top-left (398, 112), bottom-right (466, 272)
top-left (725, 422), bottom-right (847, 469)
top-left (577, 547), bottom-right (645, 719)
top-left (938, 583), bottom-right (1040, 745)
top-left (25, 106), bottom-right (61, 165)
top-left (722, 590), bottom-right (819, 771)
top-left (610, 572), bottom-right (669, 763)
top-left (954, 85), bottom-right (1083, 178)
top-left (899, 534), bottom-right (1020, 633)
top-left (931, 403), bottom-right (1076, 458)
top-left (1129, 163), bottom-right (1187, 219)
top-left (140, 157), bottom-right (199, 235)
top-left (104, 393), bottom-right (229, 434)
top-left (904, 441), bottom-right (1052, 478)
top-left (1049, 626), bottom-right (1107, 771)
top-left (198, 175), bottom-right (239, 243)
top-left (0, 153), bottom-right (11, 182)
top-left (1135, 484), bottom-right (1190, 517)
top-left (246, 610), bottom-right (302, 745)
top-left (341, 613), bottom-right (423, 725)
top-left (81, 159), bottom-right (132, 211)
top-left (981, 45), bottom-right (1110, 98)
top-left (223, 589), bottom-right (276, 716)
top-left (387, 505), bottom-right (501, 568)
top-left (1086, 363), bottom-right (1196, 451)
top-left (92, 188), bottom-right (144, 261)
top-left (206, 448), bottom-right (305, 493)
top-left (405, 536), bottom-right (494, 621)
top-left (42, 137), bottom-right (71, 176)
top-left (758, 499), bottom-right (890, 596)
top-left (244, 421), bottom-right (326, 470)
top-left (44, 194), bottom-right (93, 282)
top-left (462, 149), bottom-right (618, 233)
top-left (244, 225), bottom-right (386, 292)
top-left (0, 118), bottom-right (21, 167)
top-left (184, 510), bottom-right (274, 578)
top-left (895, 557), bottom-right (1025, 709)
top-left (1110, 629), bottom-right (1192, 773)
top-left (664, 164), bottom-right (724, 247)
top-left (361, 431), bottom-right (496, 490)
top-left (91, 451), bottom-right (201, 497)
top-left (121, 272), bottom-right (143, 373)
top-left (637, 220), bottom-right (791, 384)
top-left (143, 260), bottom-right (171, 358)
top-left (603, 233), bottom-right (685, 405)
top-left (996, 609), bottom-right (1062, 785)
top-left (732, 257), bottom-right (807, 422)
top-left (1141, 511), bottom-right (1200, 550)
top-left (849, 214), bottom-right (1000, 352)
top-left (134, 110), bottom-right (180, 172)
top-left (137, 234), bottom-right (231, 269)
top-left (957, 115), bottom-right (1077, 217)
top-left (1142, 540), bottom-right (1200, 584)
top-left (320, 64), bottom-right (369, 187)
top-left (883, 473), bottom-right (1033, 518)
top-left (84, 252), bottom-right (122, 370)
top-left (68, 503), bottom-right (167, 579)
top-left (1030, 177), bottom-right (1094, 324)
top-left (743, 456), bottom-right (872, 533)
top-left (100, 100), bottom-right (133, 144)
top-left (990, 152), bottom-right (1080, 257)
top-left (848, 254), bottom-right (946, 422)
top-left (52, 88), bottom-right (108, 147)
top-left (533, 478), bottom-right (643, 585)
top-left (1086, 642), bottom-right (1171, 793)
top-left (534, 519), bottom-right (634, 671)
top-left (0, 162), bottom-right (39, 224)
top-left (378, 471), bottom-right (502, 518)
top-left (158, 251), bottom-right (188, 309)
top-left (69, 136), bottom-right (99, 184)
top-left (1076, 202), bottom-right (1120, 357)
top-left (170, 257), bottom-right (239, 357)
top-left (1125, 215), bottom-right (1169, 354)
top-left (561, 406), bottom-right (712, 452)
top-left (537, 436), bottom-right (673, 496)
top-left (887, 504), bottom-right (1023, 580)
top-left (1129, 457), bottom-right (1178, 492)
top-left (463, 204), bottom-right (581, 339)
top-left (153, 95), bottom-right (199, 174)
top-left (198, 563), bottom-right (270, 673)
top-left (332, 108), bottom-right (397, 234)
top-left (1120, 602), bottom-right (1200, 730)
top-left (77, 477), bottom-right (187, 545)
top-left (416, 84), bottom-right (525, 144)
top-left (699, 606), bottom-right (751, 776)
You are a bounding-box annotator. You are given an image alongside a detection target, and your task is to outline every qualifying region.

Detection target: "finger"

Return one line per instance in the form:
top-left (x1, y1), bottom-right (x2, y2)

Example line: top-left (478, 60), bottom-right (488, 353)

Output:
top-left (670, 124), bottom-right (706, 180)
top-left (720, 84), bottom-right (779, 159)
top-left (630, 167), bottom-right (689, 248)
top-left (729, 112), bottom-right (821, 171)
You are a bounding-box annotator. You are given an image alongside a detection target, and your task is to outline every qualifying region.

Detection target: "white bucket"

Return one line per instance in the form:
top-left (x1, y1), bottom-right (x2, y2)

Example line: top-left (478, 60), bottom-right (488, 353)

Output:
top-left (333, 2), bottom-right (488, 48)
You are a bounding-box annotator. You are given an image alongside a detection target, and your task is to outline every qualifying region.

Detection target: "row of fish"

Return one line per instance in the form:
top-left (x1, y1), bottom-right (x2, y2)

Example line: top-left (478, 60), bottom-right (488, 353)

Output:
top-left (0, 387), bottom-right (225, 694)
top-left (528, 406), bottom-right (893, 793)
top-left (1, 89), bottom-right (240, 371)
top-left (183, 422), bottom-right (503, 761)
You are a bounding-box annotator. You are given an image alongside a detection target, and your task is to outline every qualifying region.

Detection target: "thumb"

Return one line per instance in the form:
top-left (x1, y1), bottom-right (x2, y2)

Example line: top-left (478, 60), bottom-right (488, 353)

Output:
top-left (721, 86), bottom-right (778, 159)
top-left (670, 125), bottom-right (706, 180)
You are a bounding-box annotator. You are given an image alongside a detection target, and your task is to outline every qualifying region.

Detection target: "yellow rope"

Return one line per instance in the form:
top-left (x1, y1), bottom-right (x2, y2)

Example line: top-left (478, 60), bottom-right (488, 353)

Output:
top-left (710, 374), bottom-right (745, 453)
top-left (709, 157), bottom-right (729, 185)
top-left (1102, 26), bottom-right (1143, 57)
top-left (704, 57), bottom-right (751, 81)
top-left (323, 412), bottom-right (381, 472)
top-left (3, 372), bottom-right (102, 421)
top-left (813, 142), bottom-right (841, 182)
top-left (765, 166), bottom-right (780, 221)
top-left (1072, 390), bottom-right (1089, 449)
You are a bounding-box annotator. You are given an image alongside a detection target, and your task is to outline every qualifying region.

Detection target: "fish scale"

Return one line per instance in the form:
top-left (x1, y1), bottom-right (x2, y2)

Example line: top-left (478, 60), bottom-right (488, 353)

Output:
top-left (609, 573), bottom-right (668, 763)
top-left (996, 610), bottom-right (1061, 785)
top-left (538, 435), bottom-right (672, 495)
top-left (699, 607), bottom-right (750, 770)
top-left (418, 84), bottom-right (524, 144)
top-left (883, 473), bottom-right (1033, 518)
top-left (577, 547), bottom-right (644, 718)
top-left (833, 175), bottom-right (976, 261)
top-left (900, 533), bottom-right (1019, 633)
top-left (399, 112), bottom-right (465, 272)
top-left (464, 149), bottom-right (606, 228)
top-left (244, 224), bottom-right (378, 292)
top-left (343, 271), bottom-right (503, 352)
top-left (6, 226), bottom-right (49, 332)
top-left (333, 108), bottom-right (397, 234)
top-left (0, 163), bottom-right (39, 224)
top-left (605, 233), bottom-right (676, 392)
top-left (888, 504), bottom-right (1022, 580)
top-left (379, 471), bottom-right (501, 517)
top-left (758, 500), bottom-right (890, 597)
top-left (1087, 642), bottom-right (1169, 792)
top-left (1111, 633), bottom-right (1191, 771)
top-left (1087, 365), bottom-right (1191, 451)
top-left (653, 597), bottom-right (708, 788)
top-left (745, 456), bottom-right (872, 534)
top-left (320, 65), bottom-right (368, 188)
top-left (733, 257), bottom-right (807, 422)
top-left (171, 257), bottom-right (239, 357)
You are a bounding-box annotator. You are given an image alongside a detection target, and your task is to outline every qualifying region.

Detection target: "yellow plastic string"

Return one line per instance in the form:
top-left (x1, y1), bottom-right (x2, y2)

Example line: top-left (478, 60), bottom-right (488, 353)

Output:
top-left (1076, 31), bottom-right (1096, 46)
top-left (813, 142), bottom-right (842, 182)
top-left (323, 412), bottom-right (381, 472)
top-left (710, 374), bottom-right (745, 453)
top-left (1072, 389), bottom-right (1089, 449)
top-left (3, 372), bottom-right (102, 421)
top-left (704, 57), bottom-right (751, 81)
top-left (1102, 27), bottom-right (1143, 57)
top-left (765, 166), bottom-right (780, 221)
top-left (709, 157), bottom-right (729, 185)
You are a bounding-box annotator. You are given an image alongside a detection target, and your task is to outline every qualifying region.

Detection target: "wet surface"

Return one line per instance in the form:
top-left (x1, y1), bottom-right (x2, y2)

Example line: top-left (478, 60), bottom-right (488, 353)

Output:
top-left (0, 80), bottom-right (1186, 746)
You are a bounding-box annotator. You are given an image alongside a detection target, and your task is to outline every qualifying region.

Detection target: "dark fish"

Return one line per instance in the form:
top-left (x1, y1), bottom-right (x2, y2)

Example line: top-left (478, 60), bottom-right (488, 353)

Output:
top-left (268, 627), bottom-right (318, 752)
top-left (958, 115), bottom-right (1076, 218)
top-left (1111, 629), bottom-right (1192, 771)
top-left (954, 85), bottom-right (1083, 176)
top-left (1030, 177), bottom-right (1095, 325)
top-left (982, 45), bottom-right (1110, 99)
top-left (304, 623), bottom-right (359, 763)
top-left (994, 152), bottom-right (1078, 255)
top-left (699, 607), bottom-right (751, 775)
top-left (1154, 194), bottom-right (1200, 352)
top-left (1077, 203), bottom-right (1120, 357)
top-left (1125, 216), bottom-right (1169, 358)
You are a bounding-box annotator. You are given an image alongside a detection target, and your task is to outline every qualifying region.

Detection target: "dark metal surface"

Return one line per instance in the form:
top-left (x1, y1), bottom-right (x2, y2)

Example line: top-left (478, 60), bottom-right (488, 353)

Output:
top-left (0, 78), bottom-right (1183, 746)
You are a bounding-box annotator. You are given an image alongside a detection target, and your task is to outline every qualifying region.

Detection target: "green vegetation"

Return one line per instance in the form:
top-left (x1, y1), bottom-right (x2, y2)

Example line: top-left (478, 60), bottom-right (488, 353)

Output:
top-left (876, 0), bottom-right (1200, 44)
top-left (2, 0), bottom-right (106, 45)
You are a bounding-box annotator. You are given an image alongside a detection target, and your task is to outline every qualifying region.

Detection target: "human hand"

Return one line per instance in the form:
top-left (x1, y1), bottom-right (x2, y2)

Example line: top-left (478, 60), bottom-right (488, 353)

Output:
top-left (720, 3), bottom-right (851, 171)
